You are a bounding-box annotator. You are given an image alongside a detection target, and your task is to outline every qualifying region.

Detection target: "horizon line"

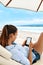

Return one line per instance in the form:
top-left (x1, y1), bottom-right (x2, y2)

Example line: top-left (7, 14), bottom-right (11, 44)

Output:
top-left (17, 24), bottom-right (43, 27)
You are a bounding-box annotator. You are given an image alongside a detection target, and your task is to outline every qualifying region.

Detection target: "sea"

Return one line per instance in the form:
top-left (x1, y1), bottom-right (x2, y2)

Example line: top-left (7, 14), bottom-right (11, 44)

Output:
top-left (17, 26), bottom-right (43, 33)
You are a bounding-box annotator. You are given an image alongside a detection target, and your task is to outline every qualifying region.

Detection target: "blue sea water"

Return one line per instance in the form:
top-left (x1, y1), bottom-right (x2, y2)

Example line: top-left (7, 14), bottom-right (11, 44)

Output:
top-left (17, 26), bottom-right (43, 33)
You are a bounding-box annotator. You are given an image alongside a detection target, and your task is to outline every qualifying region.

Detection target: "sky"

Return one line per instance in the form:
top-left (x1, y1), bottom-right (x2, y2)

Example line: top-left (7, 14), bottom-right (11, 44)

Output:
top-left (0, 3), bottom-right (43, 29)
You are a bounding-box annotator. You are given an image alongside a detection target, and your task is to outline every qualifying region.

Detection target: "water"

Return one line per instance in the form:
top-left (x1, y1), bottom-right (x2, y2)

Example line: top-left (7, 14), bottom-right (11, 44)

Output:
top-left (0, 25), bottom-right (43, 33)
top-left (17, 26), bottom-right (43, 33)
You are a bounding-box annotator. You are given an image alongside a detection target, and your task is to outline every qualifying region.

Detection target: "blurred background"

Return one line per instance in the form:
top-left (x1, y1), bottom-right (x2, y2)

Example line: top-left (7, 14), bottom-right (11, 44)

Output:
top-left (0, 3), bottom-right (43, 33)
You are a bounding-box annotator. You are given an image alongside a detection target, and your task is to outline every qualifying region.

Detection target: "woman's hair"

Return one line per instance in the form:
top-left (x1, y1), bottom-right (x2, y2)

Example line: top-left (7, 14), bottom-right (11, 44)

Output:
top-left (0, 25), bottom-right (17, 47)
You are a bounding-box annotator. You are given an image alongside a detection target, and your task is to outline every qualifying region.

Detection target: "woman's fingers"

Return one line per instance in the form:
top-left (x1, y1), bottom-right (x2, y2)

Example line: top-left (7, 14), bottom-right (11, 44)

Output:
top-left (29, 42), bottom-right (33, 48)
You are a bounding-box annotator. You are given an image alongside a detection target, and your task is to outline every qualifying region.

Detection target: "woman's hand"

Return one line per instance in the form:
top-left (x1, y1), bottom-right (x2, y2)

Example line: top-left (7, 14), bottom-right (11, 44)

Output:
top-left (22, 40), bottom-right (27, 46)
top-left (29, 42), bottom-right (33, 48)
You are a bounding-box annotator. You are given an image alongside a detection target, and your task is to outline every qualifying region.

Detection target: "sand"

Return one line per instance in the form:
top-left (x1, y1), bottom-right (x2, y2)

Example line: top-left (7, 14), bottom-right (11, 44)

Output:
top-left (15, 30), bottom-right (40, 45)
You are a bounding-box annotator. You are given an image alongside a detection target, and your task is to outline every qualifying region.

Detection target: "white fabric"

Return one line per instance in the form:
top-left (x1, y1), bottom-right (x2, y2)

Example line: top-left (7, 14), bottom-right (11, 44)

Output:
top-left (0, 0), bottom-right (43, 11)
top-left (0, 0), bottom-right (9, 5)
top-left (0, 56), bottom-right (22, 65)
top-left (0, 45), bottom-right (12, 60)
top-left (0, 55), bottom-right (43, 65)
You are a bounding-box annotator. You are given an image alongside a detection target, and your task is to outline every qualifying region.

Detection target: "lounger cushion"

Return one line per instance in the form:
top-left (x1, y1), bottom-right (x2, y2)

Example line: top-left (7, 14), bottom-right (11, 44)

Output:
top-left (0, 45), bottom-right (12, 60)
top-left (0, 56), bottom-right (22, 65)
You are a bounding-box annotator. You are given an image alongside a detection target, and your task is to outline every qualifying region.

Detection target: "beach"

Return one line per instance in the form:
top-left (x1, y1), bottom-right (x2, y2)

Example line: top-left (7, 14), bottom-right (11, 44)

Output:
top-left (15, 30), bottom-right (40, 45)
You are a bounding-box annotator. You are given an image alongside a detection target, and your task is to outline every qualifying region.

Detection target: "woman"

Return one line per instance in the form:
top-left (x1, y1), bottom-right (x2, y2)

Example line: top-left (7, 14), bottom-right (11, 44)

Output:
top-left (0, 25), bottom-right (43, 65)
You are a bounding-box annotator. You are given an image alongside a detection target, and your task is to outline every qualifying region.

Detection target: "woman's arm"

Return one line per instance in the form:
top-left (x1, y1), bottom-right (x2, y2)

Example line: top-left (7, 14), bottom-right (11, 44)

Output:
top-left (28, 42), bottom-right (33, 65)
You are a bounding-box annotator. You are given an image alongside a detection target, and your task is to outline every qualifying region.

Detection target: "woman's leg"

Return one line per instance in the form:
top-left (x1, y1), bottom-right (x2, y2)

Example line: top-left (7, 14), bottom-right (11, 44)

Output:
top-left (33, 33), bottom-right (43, 55)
